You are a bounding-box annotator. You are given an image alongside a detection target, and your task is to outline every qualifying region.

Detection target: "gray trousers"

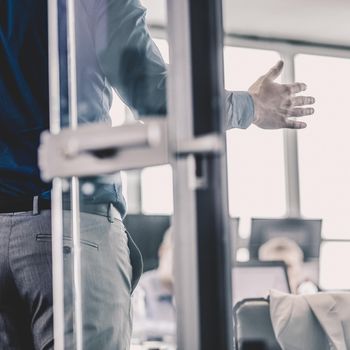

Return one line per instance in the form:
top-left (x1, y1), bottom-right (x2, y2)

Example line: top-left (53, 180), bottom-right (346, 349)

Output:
top-left (0, 209), bottom-right (142, 350)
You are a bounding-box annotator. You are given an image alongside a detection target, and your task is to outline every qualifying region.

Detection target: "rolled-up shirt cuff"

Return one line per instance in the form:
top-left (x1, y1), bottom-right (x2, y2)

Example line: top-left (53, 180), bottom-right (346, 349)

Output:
top-left (225, 91), bottom-right (255, 129)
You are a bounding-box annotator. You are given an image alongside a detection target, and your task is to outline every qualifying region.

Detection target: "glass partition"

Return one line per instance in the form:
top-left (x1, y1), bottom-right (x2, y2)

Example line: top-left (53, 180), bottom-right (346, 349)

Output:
top-left (296, 54), bottom-right (350, 290)
top-left (224, 48), bottom-right (284, 244)
top-left (296, 54), bottom-right (350, 240)
top-left (52, 0), bottom-right (177, 348)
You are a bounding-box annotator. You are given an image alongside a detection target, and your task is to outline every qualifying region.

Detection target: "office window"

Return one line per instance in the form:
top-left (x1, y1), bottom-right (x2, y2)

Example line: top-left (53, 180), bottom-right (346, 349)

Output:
top-left (296, 55), bottom-right (350, 239)
top-left (224, 47), bottom-right (285, 237)
top-left (110, 91), bottom-right (127, 126)
top-left (141, 165), bottom-right (174, 214)
top-left (320, 242), bottom-right (350, 290)
top-left (138, 39), bottom-right (172, 215)
top-left (139, 45), bottom-right (286, 221)
top-left (296, 54), bottom-right (350, 290)
top-left (153, 38), bottom-right (169, 64)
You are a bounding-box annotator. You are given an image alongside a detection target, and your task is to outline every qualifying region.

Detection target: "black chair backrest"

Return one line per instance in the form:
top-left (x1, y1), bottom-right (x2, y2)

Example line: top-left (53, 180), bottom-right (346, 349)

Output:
top-left (233, 298), bottom-right (281, 350)
top-left (124, 214), bottom-right (170, 272)
top-left (249, 218), bottom-right (322, 261)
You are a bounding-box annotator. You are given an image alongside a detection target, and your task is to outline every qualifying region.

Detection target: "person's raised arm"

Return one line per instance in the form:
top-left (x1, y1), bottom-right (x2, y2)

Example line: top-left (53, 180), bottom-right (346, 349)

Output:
top-left (94, 0), bottom-right (167, 116)
top-left (93, 1), bottom-right (315, 128)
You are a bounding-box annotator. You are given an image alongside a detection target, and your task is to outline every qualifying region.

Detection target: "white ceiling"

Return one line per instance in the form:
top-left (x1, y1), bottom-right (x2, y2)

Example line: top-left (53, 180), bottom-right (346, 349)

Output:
top-left (142, 0), bottom-right (350, 47)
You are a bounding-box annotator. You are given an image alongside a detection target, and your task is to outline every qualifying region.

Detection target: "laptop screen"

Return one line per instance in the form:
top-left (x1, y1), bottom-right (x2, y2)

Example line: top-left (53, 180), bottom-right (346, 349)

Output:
top-left (232, 261), bottom-right (291, 305)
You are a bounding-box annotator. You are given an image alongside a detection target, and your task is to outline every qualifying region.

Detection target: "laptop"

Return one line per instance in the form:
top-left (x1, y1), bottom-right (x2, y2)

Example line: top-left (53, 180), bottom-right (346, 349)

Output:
top-left (232, 261), bottom-right (291, 305)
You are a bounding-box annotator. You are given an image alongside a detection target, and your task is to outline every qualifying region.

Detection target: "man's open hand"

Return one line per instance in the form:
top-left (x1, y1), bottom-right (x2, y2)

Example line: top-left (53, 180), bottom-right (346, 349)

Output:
top-left (248, 60), bottom-right (315, 129)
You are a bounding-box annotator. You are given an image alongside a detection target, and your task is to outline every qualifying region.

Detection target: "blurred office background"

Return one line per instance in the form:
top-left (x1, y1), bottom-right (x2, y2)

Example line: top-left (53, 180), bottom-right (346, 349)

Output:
top-left (112, 0), bottom-right (350, 294)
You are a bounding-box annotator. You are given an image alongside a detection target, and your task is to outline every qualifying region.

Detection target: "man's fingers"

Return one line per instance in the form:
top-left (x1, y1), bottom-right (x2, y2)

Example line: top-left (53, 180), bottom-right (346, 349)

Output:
top-left (285, 119), bottom-right (307, 129)
top-left (285, 107), bottom-right (315, 117)
top-left (291, 96), bottom-right (315, 106)
top-left (264, 60), bottom-right (284, 81)
top-left (285, 82), bottom-right (307, 94)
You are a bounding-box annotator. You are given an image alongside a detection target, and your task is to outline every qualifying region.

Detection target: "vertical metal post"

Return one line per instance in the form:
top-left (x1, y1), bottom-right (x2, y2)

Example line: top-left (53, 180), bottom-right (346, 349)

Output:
top-left (66, 0), bottom-right (83, 348)
top-left (48, 0), bottom-right (62, 136)
top-left (189, 0), bottom-right (234, 349)
top-left (48, 1), bottom-right (64, 349)
top-left (281, 53), bottom-right (301, 217)
top-left (51, 179), bottom-right (64, 350)
top-left (167, 0), bottom-right (200, 349)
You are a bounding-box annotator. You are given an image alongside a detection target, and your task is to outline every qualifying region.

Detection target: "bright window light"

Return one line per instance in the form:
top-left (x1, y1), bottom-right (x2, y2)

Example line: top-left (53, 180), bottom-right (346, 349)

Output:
top-left (296, 55), bottom-right (350, 239)
top-left (236, 248), bottom-right (250, 262)
top-left (120, 171), bottom-right (128, 201)
top-left (138, 39), bottom-right (171, 215)
top-left (141, 165), bottom-right (173, 215)
top-left (320, 242), bottom-right (350, 290)
top-left (153, 38), bottom-right (169, 64)
top-left (224, 47), bottom-right (285, 236)
top-left (110, 91), bottom-right (127, 126)
top-left (223, 47), bottom-right (281, 90)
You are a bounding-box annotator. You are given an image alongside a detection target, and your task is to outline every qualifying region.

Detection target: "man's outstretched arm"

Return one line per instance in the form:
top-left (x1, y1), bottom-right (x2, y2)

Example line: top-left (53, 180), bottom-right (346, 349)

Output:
top-left (227, 60), bottom-right (315, 129)
top-left (93, 0), bottom-right (315, 129)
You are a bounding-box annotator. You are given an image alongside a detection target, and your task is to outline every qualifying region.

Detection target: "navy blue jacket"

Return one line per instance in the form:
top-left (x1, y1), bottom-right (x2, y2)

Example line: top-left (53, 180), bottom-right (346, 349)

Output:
top-left (0, 0), bottom-right (50, 198)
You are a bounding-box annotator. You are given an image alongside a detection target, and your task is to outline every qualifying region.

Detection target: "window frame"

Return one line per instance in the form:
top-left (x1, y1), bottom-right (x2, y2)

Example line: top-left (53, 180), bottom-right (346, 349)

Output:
top-left (149, 25), bottom-right (350, 243)
top-left (145, 27), bottom-right (350, 289)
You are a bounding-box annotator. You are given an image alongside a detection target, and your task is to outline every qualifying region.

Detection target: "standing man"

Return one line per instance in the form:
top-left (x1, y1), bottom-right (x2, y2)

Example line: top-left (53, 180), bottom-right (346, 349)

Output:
top-left (0, 0), bottom-right (315, 349)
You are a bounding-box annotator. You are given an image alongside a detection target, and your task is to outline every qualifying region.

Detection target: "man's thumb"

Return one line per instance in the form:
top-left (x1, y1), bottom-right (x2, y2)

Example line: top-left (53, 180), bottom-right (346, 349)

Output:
top-left (264, 60), bottom-right (284, 80)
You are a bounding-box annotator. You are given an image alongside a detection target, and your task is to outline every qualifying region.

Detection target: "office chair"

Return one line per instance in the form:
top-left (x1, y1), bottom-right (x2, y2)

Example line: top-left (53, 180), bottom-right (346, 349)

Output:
top-left (233, 298), bottom-right (281, 350)
top-left (124, 214), bottom-right (170, 272)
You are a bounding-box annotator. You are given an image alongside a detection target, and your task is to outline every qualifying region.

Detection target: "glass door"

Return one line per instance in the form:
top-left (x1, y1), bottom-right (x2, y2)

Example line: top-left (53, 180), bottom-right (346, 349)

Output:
top-left (47, 0), bottom-right (173, 349)
top-left (45, 0), bottom-right (234, 349)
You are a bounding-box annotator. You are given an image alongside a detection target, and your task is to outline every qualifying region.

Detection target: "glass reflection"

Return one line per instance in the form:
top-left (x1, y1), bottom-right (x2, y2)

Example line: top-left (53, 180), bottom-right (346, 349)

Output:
top-left (58, 0), bottom-right (170, 348)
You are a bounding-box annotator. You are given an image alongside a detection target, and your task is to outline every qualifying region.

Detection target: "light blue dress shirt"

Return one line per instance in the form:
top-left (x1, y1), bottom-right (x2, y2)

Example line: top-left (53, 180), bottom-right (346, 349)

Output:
top-left (57, 0), bottom-right (255, 216)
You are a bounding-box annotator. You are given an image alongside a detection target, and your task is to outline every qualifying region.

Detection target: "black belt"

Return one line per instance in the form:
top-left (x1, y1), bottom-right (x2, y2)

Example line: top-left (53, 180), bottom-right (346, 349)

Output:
top-left (0, 196), bottom-right (122, 221)
top-left (62, 200), bottom-right (122, 221)
top-left (0, 197), bottom-right (51, 213)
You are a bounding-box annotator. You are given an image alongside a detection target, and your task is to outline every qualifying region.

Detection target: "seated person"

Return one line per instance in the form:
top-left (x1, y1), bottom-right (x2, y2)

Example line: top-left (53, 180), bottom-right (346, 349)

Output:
top-left (269, 289), bottom-right (350, 350)
top-left (132, 228), bottom-right (176, 343)
top-left (259, 237), bottom-right (318, 294)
